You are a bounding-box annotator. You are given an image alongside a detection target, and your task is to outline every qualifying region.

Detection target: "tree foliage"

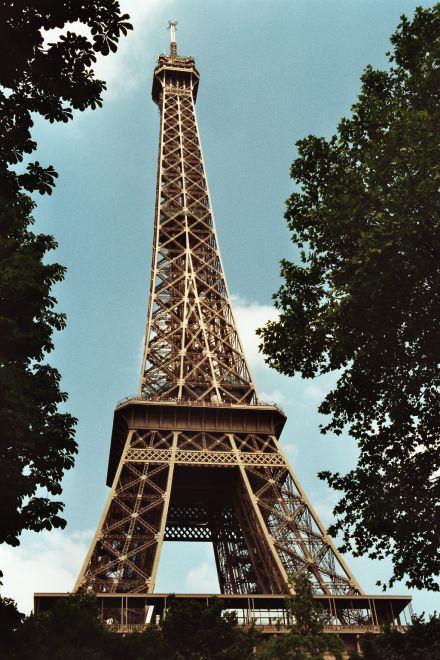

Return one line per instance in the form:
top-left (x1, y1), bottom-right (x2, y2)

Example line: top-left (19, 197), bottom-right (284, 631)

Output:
top-left (162, 597), bottom-right (257, 659)
top-left (0, 0), bottom-right (132, 198)
top-left (0, 2), bottom-right (132, 556)
top-left (0, 196), bottom-right (77, 546)
top-left (0, 596), bottom-right (25, 657)
top-left (1, 594), bottom-right (256, 660)
top-left (258, 574), bottom-right (344, 660)
top-left (2, 591), bottom-right (440, 660)
top-left (258, 4), bottom-right (440, 590)
top-left (355, 613), bottom-right (440, 660)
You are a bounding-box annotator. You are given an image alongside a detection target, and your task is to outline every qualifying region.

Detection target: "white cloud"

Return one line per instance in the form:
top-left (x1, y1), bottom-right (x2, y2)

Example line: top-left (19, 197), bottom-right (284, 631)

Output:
top-left (98, 0), bottom-right (178, 100)
top-left (42, 0), bottom-right (174, 102)
top-left (303, 383), bottom-right (325, 403)
top-left (281, 442), bottom-right (298, 461)
top-left (0, 529), bottom-right (93, 614)
top-left (231, 294), bottom-right (278, 373)
top-left (301, 371), bottom-right (342, 410)
top-left (260, 389), bottom-right (286, 406)
top-left (312, 501), bottom-right (334, 527)
top-left (120, 0), bottom-right (173, 27)
top-left (310, 489), bottom-right (339, 528)
top-left (185, 561), bottom-right (219, 593)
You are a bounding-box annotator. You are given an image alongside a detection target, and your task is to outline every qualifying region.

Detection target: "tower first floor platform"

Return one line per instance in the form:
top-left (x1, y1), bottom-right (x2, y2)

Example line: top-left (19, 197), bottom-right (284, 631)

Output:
top-left (34, 592), bottom-right (413, 655)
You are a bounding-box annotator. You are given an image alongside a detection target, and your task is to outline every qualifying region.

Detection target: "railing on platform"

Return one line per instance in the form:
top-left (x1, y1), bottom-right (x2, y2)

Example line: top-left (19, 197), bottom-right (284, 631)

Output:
top-left (106, 622), bottom-right (411, 635)
top-left (107, 623), bottom-right (150, 633)
top-left (116, 394), bottom-right (285, 415)
top-left (323, 624), bottom-right (410, 634)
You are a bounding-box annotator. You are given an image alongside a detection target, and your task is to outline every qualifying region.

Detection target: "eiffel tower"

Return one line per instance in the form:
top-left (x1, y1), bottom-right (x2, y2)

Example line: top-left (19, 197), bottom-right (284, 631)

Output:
top-left (74, 23), bottom-right (363, 601)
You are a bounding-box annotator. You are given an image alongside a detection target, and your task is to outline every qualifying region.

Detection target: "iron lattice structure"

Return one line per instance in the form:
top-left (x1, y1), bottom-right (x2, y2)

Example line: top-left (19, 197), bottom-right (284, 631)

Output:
top-left (140, 54), bottom-right (256, 406)
top-left (76, 35), bottom-right (363, 601)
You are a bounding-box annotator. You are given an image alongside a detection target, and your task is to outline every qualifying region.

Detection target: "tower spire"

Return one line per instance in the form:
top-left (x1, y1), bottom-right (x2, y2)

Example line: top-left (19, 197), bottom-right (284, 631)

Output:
top-left (168, 20), bottom-right (178, 57)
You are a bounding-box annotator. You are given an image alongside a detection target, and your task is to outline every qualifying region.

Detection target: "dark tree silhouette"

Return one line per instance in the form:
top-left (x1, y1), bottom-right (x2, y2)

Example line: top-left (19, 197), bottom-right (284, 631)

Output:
top-left (0, 1), bottom-right (132, 198)
top-left (258, 4), bottom-right (440, 591)
top-left (0, 195), bottom-right (76, 546)
top-left (0, 2), bottom-right (132, 561)
top-left (2, 594), bottom-right (255, 659)
top-left (0, 596), bottom-right (25, 657)
top-left (3, 590), bottom-right (439, 659)
top-left (355, 613), bottom-right (440, 660)
top-left (162, 597), bottom-right (257, 659)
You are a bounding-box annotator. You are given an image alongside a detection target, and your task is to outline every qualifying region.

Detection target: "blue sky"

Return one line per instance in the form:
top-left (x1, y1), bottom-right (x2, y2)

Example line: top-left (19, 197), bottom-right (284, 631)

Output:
top-left (1, 0), bottom-right (439, 615)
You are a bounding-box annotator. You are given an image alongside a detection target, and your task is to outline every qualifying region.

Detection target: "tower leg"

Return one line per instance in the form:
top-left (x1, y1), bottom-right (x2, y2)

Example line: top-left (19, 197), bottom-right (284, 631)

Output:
top-left (230, 435), bottom-right (291, 592)
top-left (148, 432), bottom-right (178, 591)
top-left (75, 430), bottom-right (177, 594)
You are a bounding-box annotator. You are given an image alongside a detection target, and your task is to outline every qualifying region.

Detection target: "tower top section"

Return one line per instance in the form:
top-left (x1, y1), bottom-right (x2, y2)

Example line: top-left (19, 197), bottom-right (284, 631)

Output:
top-left (144, 27), bottom-right (257, 406)
top-left (152, 21), bottom-right (200, 105)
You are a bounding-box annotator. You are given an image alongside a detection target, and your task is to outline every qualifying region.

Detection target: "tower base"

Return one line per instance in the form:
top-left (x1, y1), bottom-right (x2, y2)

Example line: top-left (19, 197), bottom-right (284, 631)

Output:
top-left (34, 591), bottom-right (412, 655)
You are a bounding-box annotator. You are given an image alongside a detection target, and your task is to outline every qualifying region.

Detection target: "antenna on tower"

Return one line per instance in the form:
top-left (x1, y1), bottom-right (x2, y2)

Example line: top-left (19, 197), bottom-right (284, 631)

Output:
top-left (167, 20), bottom-right (178, 57)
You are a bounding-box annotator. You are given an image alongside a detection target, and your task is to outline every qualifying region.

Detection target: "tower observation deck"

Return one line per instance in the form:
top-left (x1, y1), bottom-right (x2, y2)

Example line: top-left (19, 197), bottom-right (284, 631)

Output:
top-left (35, 25), bottom-right (412, 647)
